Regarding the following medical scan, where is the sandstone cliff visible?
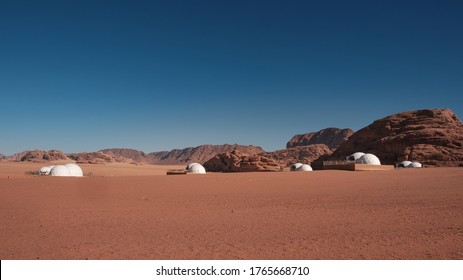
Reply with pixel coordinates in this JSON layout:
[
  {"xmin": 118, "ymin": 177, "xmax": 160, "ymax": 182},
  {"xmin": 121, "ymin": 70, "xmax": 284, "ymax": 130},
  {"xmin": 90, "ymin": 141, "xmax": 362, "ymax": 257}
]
[
  {"xmin": 286, "ymin": 128, "xmax": 353, "ymax": 149},
  {"xmin": 147, "ymin": 144, "xmax": 265, "ymax": 164},
  {"xmin": 318, "ymin": 108, "xmax": 463, "ymax": 167},
  {"xmin": 260, "ymin": 144, "xmax": 333, "ymax": 166}
]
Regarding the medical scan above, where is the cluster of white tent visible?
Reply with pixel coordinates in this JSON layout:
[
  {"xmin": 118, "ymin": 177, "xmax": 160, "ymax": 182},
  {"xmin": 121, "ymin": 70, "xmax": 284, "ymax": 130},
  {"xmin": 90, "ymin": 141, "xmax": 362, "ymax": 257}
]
[
  {"xmin": 346, "ymin": 152, "xmax": 422, "ymax": 168},
  {"xmin": 396, "ymin": 160, "xmax": 423, "ymax": 168},
  {"xmin": 38, "ymin": 163, "xmax": 84, "ymax": 177},
  {"xmin": 290, "ymin": 163, "xmax": 313, "ymax": 172},
  {"xmin": 186, "ymin": 163, "xmax": 206, "ymax": 174},
  {"xmin": 33, "ymin": 156, "xmax": 421, "ymax": 178},
  {"xmin": 346, "ymin": 152, "xmax": 381, "ymax": 165}
]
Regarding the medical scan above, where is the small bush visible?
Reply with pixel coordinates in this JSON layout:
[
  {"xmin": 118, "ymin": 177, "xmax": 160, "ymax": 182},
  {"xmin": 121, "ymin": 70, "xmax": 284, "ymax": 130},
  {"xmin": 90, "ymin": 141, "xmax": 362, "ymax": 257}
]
[{"xmin": 25, "ymin": 170, "xmax": 40, "ymax": 175}]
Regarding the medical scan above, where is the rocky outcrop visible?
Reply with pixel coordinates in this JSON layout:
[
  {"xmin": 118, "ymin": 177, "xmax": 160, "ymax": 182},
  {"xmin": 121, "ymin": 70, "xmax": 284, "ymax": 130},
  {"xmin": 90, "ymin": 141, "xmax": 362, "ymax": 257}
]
[
  {"xmin": 68, "ymin": 152, "xmax": 117, "ymax": 164},
  {"xmin": 203, "ymin": 150, "xmax": 282, "ymax": 172},
  {"xmin": 260, "ymin": 144, "xmax": 333, "ymax": 166},
  {"xmin": 18, "ymin": 150, "xmax": 69, "ymax": 162},
  {"xmin": 4, "ymin": 144, "xmax": 265, "ymax": 165},
  {"xmin": 286, "ymin": 128, "xmax": 353, "ymax": 149},
  {"xmin": 147, "ymin": 144, "xmax": 265, "ymax": 164},
  {"xmin": 99, "ymin": 148, "xmax": 147, "ymax": 162},
  {"xmin": 318, "ymin": 108, "xmax": 463, "ymax": 167}
]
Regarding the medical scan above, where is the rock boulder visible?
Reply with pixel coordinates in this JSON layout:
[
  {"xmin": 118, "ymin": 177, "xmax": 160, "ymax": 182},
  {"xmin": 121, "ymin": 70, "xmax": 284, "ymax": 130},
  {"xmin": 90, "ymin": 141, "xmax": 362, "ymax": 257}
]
[{"xmin": 203, "ymin": 150, "xmax": 282, "ymax": 172}]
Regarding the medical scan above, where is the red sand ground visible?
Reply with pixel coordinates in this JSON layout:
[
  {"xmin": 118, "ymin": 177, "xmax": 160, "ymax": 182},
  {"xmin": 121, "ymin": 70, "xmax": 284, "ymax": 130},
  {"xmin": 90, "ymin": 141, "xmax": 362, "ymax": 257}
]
[{"xmin": 0, "ymin": 162, "xmax": 462, "ymax": 259}]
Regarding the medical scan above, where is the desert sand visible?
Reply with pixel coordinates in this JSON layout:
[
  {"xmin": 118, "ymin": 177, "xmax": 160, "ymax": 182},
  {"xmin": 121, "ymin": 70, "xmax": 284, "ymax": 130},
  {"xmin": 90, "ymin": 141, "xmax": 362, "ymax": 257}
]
[
  {"xmin": 0, "ymin": 161, "xmax": 184, "ymax": 178},
  {"xmin": 0, "ymin": 162, "xmax": 462, "ymax": 259}
]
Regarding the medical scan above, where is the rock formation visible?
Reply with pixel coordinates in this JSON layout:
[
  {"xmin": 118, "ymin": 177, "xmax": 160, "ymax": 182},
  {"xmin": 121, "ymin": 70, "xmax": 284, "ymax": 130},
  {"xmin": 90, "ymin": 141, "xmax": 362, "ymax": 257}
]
[
  {"xmin": 18, "ymin": 150, "xmax": 69, "ymax": 162},
  {"xmin": 5, "ymin": 109, "xmax": 462, "ymax": 168},
  {"xmin": 286, "ymin": 128, "xmax": 354, "ymax": 149},
  {"xmin": 203, "ymin": 150, "xmax": 282, "ymax": 172},
  {"xmin": 99, "ymin": 148, "xmax": 147, "ymax": 162},
  {"xmin": 318, "ymin": 108, "xmax": 463, "ymax": 167},
  {"xmin": 68, "ymin": 152, "xmax": 118, "ymax": 164},
  {"xmin": 147, "ymin": 144, "xmax": 265, "ymax": 164},
  {"xmin": 4, "ymin": 144, "xmax": 265, "ymax": 165},
  {"xmin": 260, "ymin": 144, "xmax": 333, "ymax": 166}
]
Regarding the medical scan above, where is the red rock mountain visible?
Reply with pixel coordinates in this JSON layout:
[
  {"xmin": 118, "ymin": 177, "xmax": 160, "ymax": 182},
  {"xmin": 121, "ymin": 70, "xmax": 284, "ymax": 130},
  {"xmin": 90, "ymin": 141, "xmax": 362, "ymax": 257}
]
[
  {"xmin": 260, "ymin": 144, "xmax": 333, "ymax": 166},
  {"xmin": 7, "ymin": 109, "xmax": 462, "ymax": 167},
  {"xmin": 286, "ymin": 128, "xmax": 354, "ymax": 149},
  {"xmin": 319, "ymin": 108, "xmax": 463, "ymax": 167},
  {"xmin": 6, "ymin": 145, "xmax": 264, "ymax": 165},
  {"xmin": 99, "ymin": 148, "xmax": 147, "ymax": 162},
  {"xmin": 67, "ymin": 152, "xmax": 123, "ymax": 164},
  {"xmin": 96, "ymin": 144, "xmax": 265, "ymax": 164},
  {"xmin": 147, "ymin": 144, "xmax": 265, "ymax": 164}
]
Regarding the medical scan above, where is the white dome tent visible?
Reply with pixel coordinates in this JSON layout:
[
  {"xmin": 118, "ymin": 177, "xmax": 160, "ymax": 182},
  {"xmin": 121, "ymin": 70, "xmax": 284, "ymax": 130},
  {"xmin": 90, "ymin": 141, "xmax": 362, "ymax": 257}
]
[
  {"xmin": 346, "ymin": 152, "xmax": 365, "ymax": 161},
  {"xmin": 50, "ymin": 165, "xmax": 71, "ymax": 176},
  {"xmin": 297, "ymin": 164, "xmax": 313, "ymax": 171},
  {"xmin": 356, "ymin": 153, "xmax": 381, "ymax": 165},
  {"xmin": 49, "ymin": 163, "xmax": 84, "ymax": 177},
  {"xmin": 290, "ymin": 163, "xmax": 303, "ymax": 171},
  {"xmin": 39, "ymin": 166, "xmax": 53, "ymax": 175},
  {"xmin": 64, "ymin": 163, "xmax": 84, "ymax": 176},
  {"xmin": 397, "ymin": 160, "xmax": 412, "ymax": 168},
  {"xmin": 408, "ymin": 162, "xmax": 423, "ymax": 168},
  {"xmin": 186, "ymin": 163, "xmax": 201, "ymax": 171},
  {"xmin": 186, "ymin": 163, "xmax": 206, "ymax": 174}
]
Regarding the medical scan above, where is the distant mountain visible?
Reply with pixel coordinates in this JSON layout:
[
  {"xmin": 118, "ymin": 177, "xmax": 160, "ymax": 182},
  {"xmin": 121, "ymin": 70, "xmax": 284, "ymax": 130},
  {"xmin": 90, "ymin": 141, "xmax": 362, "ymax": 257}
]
[
  {"xmin": 68, "ymin": 152, "xmax": 127, "ymax": 164},
  {"xmin": 286, "ymin": 128, "xmax": 353, "ymax": 149},
  {"xmin": 260, "ymin": 144, "xmax": 333, "ymax": 167},
  {"xmin": 93, "ymin": 144, "xmax": 265, "ymax": 165},
  {"xmin": 4, "ymin": 144, "xmax": 264, "ymax": 165},
  {"xmin": 146, "ymin": 144, "xmax": 265, "ymax": 164},
  {"xmin": 99, "ymin": 148, "xmax": 147, "ymax": 162},
  {"xmin": 7, "ymin": 150, "xmax": 31, "ymax": 161},
  {"xmin": 10, "ymin": 150, "xmax": 69, "ymax": 162},
  {"xmin": 6, "ymin": 109, "xmax": 463, "ymax": 168},
  {"xmin": 315, "ymin": 108, "xmax": 463, "ymax": 167},
  {"xmin": 253, "ymin": 127, "xmax": 354, "ymax": 167}
]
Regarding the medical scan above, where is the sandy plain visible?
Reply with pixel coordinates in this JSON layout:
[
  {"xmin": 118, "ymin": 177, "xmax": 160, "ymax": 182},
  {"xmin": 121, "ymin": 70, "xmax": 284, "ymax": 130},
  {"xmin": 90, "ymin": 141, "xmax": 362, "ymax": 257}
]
[{"xmin": 0, "ymin": 161, "xmax": 462, "ymax": 259}]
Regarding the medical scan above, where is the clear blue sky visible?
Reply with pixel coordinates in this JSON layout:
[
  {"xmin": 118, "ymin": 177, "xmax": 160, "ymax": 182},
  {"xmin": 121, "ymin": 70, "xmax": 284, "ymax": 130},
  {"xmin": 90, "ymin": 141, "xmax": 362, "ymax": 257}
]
[{"xmin": 1, "ymin": 0, "xmax": 462, "ymax": 155}]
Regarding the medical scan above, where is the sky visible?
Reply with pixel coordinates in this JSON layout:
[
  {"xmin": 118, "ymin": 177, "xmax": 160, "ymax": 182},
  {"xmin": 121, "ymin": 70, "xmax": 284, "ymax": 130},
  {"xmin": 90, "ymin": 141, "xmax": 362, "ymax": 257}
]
[{"xmin": 1, "ymin": 0, "xmax": 462, "ymax": 155}]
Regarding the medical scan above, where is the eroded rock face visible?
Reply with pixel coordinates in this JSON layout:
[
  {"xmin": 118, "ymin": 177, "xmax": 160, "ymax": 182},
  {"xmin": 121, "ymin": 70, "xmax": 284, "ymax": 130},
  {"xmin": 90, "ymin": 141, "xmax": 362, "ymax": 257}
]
[
  {"xmin": 147, "ymin": 144, "xmax": 265, "ymax": 164},
  {"xmin": 319, "ymin": 108, "xmax": 463, "ymax": 167},
  {"xmin": 260, "ymin": 144, "xmax": 333, "ymax": 166},
  {"xmin": 203, "ymin": 150, "xmax": 282, "ymax": 172},
  {"xmin": 19, "ymin": 150, "xmax": 68, "ymax": 162},
  {"xmin": 99, "ymin": 148, "xmax": 147, "ymax": 162},
  {"xmin": 286, "ymin": 128, "xmax": 354, "ymax": 149},
  {"xmin": 67, "ymin": 152, "xmax": 116, "ymax": 164}
]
